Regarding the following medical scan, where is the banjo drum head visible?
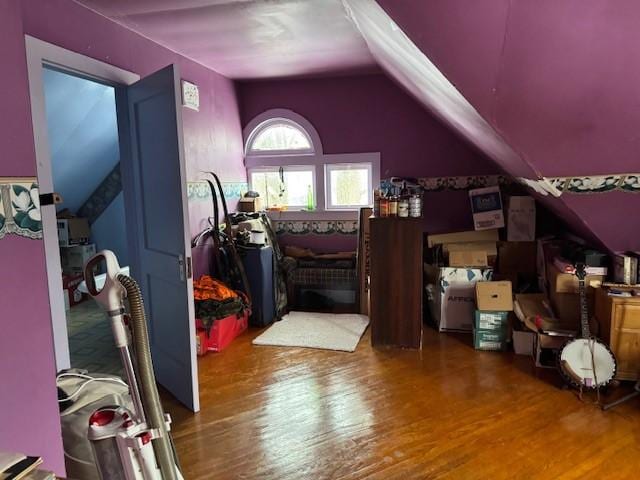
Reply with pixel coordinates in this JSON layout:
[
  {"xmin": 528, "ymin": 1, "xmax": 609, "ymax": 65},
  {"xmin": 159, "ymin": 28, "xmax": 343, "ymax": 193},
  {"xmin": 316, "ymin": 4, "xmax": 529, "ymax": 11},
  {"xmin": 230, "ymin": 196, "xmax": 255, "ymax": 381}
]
[{"xmin": 559, "ymin": 338, "xmax": 616, "ymax": 388}]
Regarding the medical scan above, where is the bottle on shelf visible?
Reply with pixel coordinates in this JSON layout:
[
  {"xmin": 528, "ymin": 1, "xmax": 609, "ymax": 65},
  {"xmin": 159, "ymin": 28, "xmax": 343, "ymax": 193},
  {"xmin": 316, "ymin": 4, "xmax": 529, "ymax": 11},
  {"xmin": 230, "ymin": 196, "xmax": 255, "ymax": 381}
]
[
  {"xmin": 373, "ymin": 189, "xmax": 381, "ymax": 217},
  {"xmin": 306, "ymin": 185, "xmax": 314, "ymax": 211},
  {"xmin": 389, "ymin": 194, "xmax": 398, "ymax": 217},
  {"xmin": 379, "ymin": 194, "xmax": 389, "ymax": 217}
]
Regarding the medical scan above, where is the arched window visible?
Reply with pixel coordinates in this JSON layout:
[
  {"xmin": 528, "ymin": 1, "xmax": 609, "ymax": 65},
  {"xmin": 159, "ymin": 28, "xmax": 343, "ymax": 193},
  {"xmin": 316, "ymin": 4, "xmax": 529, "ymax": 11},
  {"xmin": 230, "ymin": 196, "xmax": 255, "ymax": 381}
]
[
  {"xmin": 246, "ymin": 119, "xmax": 314, "ymax": 155},
  {"xmin": 244, "ymin": 109, "xmax": 322, "ymax": 157}
]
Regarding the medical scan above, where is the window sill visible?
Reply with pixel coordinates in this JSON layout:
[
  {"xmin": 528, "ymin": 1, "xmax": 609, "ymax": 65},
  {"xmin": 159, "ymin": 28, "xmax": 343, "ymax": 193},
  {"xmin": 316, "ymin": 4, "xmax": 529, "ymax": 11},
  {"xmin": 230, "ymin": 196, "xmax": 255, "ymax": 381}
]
[{"xmin": 265, "ymin": 210, "xmax": 359, "ymax": 221}]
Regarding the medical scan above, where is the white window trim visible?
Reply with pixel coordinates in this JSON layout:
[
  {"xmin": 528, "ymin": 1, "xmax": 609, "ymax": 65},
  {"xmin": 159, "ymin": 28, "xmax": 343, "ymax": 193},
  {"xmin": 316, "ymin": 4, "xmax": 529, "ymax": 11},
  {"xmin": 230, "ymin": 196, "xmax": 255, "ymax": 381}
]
[
  {"xmin": 244, "ymin": 110, "xmax": 380, "ymax": 218},
  {"xmin": 325, "ymin": 161, "xmax": 374, "ymax": 211},
  {"xmin": 246, "ymin": 117, "xmax": 315, "ymax": 157},
  {"xmin": 244, "ymin": 108, "xmax": 324, "ymax": 156},
  {"xmin": 248, "ymin": 164, "xmax": 316, "ymax": 211},
  {"xmin": 246, "ymin": 152, "xmax": 380, "ymax": 217}
]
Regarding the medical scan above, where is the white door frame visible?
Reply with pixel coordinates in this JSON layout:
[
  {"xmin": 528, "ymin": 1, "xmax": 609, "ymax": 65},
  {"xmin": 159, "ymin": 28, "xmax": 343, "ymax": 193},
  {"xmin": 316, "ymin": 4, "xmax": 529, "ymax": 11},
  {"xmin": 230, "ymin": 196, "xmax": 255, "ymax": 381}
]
[{"xmin": 25, "ymin": 35, "xmax": 140, "ymax": 370}]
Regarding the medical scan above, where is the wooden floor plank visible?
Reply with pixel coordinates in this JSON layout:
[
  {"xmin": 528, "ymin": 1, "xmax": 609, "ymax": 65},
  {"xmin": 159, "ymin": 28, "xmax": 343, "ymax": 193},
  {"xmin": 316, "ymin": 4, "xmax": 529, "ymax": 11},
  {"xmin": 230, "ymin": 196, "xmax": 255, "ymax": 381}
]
[{"xmin": 163, "ymin": 327, "xmax": 640, "ymax": 479}]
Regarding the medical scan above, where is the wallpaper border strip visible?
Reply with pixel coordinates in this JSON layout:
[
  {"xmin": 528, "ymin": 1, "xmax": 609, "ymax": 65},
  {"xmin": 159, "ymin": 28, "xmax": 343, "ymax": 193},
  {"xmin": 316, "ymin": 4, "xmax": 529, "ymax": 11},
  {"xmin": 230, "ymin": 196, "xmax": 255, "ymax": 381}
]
[
  {"xmin": 519, "ymin": 174, "xmax": 640, "ymax": 197},
  {"xmin": 275, "ymin": 220, "xmax": 359, "ymax": 236},
  {"xmin": 187, "ymin": 180, "xmax": 248, "ymax": 201},
  {"xmin": 399, "ymin": 174, "xmax": 640, "ymax": 195},
  {"xmin": 0, "ymin": 177, "xmax": 42, "ymax": 240},
  {"xmin": 416, "ymin": 175, "xmax": 511, "ymax": 191}
]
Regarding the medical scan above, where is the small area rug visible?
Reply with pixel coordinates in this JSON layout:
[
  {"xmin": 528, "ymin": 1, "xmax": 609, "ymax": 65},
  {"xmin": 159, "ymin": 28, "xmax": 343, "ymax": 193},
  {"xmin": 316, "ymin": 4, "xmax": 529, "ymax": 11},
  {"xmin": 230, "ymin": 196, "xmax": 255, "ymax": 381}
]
[{"xmin": 252, "ymin": 311, "xmax": 369, "ymax": 352}]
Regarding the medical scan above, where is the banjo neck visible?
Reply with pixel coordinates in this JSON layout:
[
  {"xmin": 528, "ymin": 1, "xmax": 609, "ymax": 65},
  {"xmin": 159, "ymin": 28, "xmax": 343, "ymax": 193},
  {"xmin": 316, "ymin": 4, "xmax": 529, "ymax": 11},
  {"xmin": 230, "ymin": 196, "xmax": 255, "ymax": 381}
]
[{"xmin": 576, "ymin": 263, "xmax": 591, "ymax": 339}]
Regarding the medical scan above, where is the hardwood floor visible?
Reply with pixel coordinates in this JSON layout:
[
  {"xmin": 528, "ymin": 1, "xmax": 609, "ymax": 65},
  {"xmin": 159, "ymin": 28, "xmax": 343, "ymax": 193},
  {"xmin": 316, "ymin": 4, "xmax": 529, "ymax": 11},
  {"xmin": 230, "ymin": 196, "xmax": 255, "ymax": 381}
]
[{"xmin": 164, "ymin": 327, "xmax": 640, "ymax": 479}]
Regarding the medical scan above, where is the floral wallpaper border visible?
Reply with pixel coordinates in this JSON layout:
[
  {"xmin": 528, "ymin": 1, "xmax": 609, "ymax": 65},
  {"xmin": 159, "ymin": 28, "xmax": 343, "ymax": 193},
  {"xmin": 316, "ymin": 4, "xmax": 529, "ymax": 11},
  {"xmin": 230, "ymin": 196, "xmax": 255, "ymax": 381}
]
[
  {"xmin": 519, "ymin": 174, "xmax": 640, "ymax": 196},
  {"xmin": 275, "ymin": 220, "xmax": 359, "ymax": 236},
  {"xmin": 187, "ymin": 180, "xmax": 248, "ymax": 201},
  {"xmin": 0, "ymin": 177, "xmax": 42, "ymax": 240},
  {"xmin": 547, "ymin": 174, "xmax": 640, "ymax": 194},
  {"xmin": 417, "ymin": 175, "xmax": 511, "ymax": 191},
  {"xmin": 78, "ymin": 163, "xmax": 122, "ymax": 223}
]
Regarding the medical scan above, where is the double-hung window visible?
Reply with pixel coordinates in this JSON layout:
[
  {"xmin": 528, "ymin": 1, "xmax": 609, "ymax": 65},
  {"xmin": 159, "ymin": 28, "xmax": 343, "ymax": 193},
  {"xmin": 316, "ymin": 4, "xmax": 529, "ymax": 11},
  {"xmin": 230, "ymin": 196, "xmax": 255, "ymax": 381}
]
[
  {"xmin": 249, "ymin": 165, "xmax": 315, "ymax": 210},
  {"xmin": 325, "ymin": 162, "xmax": 373, "ymax": 210}
]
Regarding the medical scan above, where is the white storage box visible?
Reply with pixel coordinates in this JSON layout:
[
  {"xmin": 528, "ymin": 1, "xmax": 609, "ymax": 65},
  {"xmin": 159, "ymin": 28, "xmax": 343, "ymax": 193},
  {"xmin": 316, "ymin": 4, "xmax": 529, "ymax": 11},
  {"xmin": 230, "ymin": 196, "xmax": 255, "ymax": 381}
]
[
  {"xmin": 61, "ymin": 244, "xmax": 96, "ymax": 274},
  {"xmin": 425, "ymin": 265, "xmax": 493, "ymax": 332}
]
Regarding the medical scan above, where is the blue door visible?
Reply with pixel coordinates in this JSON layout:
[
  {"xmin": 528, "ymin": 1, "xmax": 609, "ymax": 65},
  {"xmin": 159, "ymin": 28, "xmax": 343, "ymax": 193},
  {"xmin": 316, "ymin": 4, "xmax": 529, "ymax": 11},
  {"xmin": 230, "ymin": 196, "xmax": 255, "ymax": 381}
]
[{"xmin": 118, "ymin": 65, "xmax": 199, "ymax": 412}]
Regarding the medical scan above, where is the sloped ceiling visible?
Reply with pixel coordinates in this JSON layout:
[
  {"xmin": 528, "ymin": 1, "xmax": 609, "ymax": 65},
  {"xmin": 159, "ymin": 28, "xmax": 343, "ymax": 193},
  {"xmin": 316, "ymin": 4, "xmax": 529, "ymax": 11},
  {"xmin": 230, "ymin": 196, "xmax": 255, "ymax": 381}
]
[
  {"xmin": 70, "ymin": 0, "xmax": 638, "ymax": 251},
  {"xmin": 371, "ymin": 0, "xmax": 640, "ymax": 252},
  {"xmin": 73, "ymin": 0, "xmax": 376, "ymax": 79},
  {"xmin": 43, "ymin": 68, "xmax": 120, "ymax": 213}
]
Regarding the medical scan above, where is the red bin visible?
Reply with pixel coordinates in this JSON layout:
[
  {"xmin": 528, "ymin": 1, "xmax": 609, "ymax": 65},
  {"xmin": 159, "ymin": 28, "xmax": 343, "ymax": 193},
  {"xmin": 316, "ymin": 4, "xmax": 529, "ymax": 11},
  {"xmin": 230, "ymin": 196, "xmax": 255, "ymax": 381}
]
[{"xmin": 196, "ymin": 309, "xmax": 248, "ymax": 353}]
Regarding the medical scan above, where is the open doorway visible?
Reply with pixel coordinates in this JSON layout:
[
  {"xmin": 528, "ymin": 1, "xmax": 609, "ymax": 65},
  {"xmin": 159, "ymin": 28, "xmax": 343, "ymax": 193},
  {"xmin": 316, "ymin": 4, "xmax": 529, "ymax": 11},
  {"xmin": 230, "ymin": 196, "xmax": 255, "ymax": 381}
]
[
  {"xmin": 26, "ymin": 36, "xmax": 200, "ymax": 411},
  {"xmin": 42, "ymin": 67, "xmax": 127, "ymax": 376}
]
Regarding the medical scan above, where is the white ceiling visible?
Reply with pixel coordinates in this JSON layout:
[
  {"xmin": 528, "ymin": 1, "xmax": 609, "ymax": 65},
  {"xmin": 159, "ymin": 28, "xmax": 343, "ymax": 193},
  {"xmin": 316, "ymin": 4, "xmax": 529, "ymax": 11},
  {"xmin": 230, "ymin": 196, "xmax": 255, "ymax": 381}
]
[{"xmin": 75, "ymin": 0, "xmax": 377, "ymax": 79}]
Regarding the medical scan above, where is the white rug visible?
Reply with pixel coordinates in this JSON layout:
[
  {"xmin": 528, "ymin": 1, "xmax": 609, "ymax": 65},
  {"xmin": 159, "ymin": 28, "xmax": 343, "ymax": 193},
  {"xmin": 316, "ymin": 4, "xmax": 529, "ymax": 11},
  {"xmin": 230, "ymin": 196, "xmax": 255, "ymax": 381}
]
[{"xmin": 252, "ymin": 311, "xmax": 370, "ymax": 352}]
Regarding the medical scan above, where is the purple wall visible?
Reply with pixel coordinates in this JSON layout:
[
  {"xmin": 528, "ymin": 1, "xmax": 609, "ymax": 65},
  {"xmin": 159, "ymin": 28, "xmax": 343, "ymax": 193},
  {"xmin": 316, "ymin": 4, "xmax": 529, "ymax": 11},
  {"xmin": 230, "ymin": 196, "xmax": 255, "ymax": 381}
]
[
  {"xmin": 0, "ymin": 0, "xmax": 245, "ymax": 474},
  {"xmin": 377, "ymin": 0, "xmax": 640, "ymax": 251},
  {"xmin": 238, "ymin": 74, "xmax": 499, "ymax": 250},
  {"xmin": 239, "ymin": 74, "xmax": 498, "ymax": 178}
]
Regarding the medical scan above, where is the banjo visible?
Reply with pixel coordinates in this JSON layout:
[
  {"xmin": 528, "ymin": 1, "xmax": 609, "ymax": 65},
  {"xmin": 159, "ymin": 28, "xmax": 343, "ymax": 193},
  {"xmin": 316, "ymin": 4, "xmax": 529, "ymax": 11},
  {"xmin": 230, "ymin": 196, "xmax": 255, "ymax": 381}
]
[{"xmin": 558, "ymin": 263, "xmax": 617, "ymax": 389}]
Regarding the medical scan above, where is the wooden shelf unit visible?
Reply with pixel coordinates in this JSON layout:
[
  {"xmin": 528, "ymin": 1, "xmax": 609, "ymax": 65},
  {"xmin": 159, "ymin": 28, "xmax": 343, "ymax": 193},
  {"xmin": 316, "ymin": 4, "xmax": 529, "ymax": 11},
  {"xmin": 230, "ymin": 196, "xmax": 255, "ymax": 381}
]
[
  {"xmin": 368, "ymin": 216, "xmax": 423, "ymax": 349},
  {"xmin": 595, "ymin": 287, "xmax": 640, "ymax": 381}
]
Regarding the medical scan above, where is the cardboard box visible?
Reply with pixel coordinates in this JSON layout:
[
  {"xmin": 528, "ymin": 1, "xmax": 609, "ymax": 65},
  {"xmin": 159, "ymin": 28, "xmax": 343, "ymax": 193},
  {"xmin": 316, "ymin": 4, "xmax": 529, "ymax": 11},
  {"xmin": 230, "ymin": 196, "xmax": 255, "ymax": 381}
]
[
  {"xmin": 469, "ymin": 186, "xmax": 505, "ymax": 231},
  {"xmin": 444, "ymin": 241, "xmax": 497, "ymax": 256},
  {"xmin": 513, "ymin": 293, "xmax": 578, "ymax": 332},
  {"xmin": 497, "ymin": 241, "xmax": 537, "ymax": 274},
  {"xmin": 238, "ymin": 196, "xmax": 262, "ymax": 213},
  {"xmin": 549, "ymin": 290, "xmax": 594, "ymax": 328},
  {"xmin": 534, "ymin": 332, "xmax": 572, "ymax": 368},
  {"xmin": 425, "ymin": 265, "xmax": 493, "ymax": 332},
  {"xmin": 473, "ymin": 329, "xmax": 508, "ymax": 351},
  {"xmin": 427, "ymin": 229, "xmax": 499, "ymax": 248},
  {"xmin": 476, "ymin": 281, "xmax": 513, "ymax": 311},
  {"xmin": 513, "ymin": 293, "xmax": 576, "ymax": 366},
  {"xmin": 474, "ymin": 310, "xmax": 509, "ymax": 330},
  {"xmin": 512, "ymin": 327, "xmax": 535, "ymax": 355},
  {"xmin": 57, "ymin": 217, "xmax": 90, "ymax": 247},
  {"xmin": 61, "ymin": 244, "xmax": 96, "ymax": 274},
  {"xmin": 62, "ymin": 273, "xmax": 85, "ymax": 309},
  {"xmin": 506, "ymin": 196, "xmax": 536, "ymax": 241},
  {"xmin": 449, "ymin": 250, "xmax": 488, "ymax": 268},
  {"xmin": 547, "ymin": 263, "xmax": 604, "ymax": 294}
]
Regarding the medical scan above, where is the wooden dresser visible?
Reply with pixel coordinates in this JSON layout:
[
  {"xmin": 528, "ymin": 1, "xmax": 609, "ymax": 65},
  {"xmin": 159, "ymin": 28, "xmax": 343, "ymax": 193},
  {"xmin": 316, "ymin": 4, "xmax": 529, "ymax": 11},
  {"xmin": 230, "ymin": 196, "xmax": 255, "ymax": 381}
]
[
  {"xmin": 594, "ymin": 287, "xmax": 640, "ymax": 381},
  {"xmin": 369, "ymin": 217, "xmax": 423, "ymax": 349}
]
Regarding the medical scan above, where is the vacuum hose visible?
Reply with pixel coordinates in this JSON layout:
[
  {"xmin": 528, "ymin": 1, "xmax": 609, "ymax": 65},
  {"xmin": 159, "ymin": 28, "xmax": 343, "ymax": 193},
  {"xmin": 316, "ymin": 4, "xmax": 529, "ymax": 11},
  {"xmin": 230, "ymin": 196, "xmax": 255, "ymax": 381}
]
[{"xmin": 117, "ymin": 275, "xmax": 178, "ymax": 480}]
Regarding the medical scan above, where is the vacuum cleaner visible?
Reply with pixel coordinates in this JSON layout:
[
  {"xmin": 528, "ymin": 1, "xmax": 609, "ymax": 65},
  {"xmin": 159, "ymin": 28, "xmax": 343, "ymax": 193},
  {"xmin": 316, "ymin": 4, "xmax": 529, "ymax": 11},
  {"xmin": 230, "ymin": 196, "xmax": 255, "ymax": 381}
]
[{"xmin": 58, "ymin": 250, "xmax": 183, "ymax": 480}]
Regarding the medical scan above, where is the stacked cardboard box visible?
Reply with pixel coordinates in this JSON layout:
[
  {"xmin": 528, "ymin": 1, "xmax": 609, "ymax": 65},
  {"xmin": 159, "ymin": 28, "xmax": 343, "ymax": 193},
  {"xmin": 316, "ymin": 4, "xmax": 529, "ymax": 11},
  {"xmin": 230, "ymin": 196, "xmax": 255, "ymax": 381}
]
[
  {"xmin": 57, "ymin": 216, "xmax": 90, "ymax": 247},
  {"xmin": 494, "ymin": 241, "xmax": 537, "ymax": 292},
  {"xmin": 425, "ymin": 229, "xmax": 500, "ymax": 332},
  {"xmin": 425, "ymin": 264, "xmax": 493, "ymax": 332},
  {"xmin": 546, "ymin": 262, "xmax": 604, "ymax": 327},
  {"xmin": 473, "ymin": 281, "xmax": 513, "ymax": 350},
  {"xmin": 60, "ymin": 243, "xmax": 96, "ymax": 275},
  {"xmin": 514, "ymin": 293, "xmax": 577, "ymax": 368}
]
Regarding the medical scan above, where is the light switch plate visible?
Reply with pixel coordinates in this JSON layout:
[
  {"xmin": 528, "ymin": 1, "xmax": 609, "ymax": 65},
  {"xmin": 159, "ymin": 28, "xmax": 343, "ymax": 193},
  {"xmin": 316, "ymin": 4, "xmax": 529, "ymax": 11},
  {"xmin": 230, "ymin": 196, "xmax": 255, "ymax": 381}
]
[{"xmin": 181, "ymin": 80, "xmax": 199, "ymax": 111}]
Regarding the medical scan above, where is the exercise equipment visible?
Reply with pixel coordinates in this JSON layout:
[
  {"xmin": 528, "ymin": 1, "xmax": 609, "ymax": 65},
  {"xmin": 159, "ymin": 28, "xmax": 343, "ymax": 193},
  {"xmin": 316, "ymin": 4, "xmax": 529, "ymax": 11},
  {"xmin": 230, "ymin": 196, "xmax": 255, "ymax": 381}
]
[{"xmin": 81, "ymin": 250, "xmax": 183, "ymax": 479}]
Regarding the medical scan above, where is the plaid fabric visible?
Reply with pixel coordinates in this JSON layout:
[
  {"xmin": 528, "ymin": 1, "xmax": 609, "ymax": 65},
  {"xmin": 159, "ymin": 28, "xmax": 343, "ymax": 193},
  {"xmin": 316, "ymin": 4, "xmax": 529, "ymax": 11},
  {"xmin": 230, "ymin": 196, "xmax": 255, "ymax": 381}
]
[{"xmin": 292, "ymin": 267, "xmax": 357, "ymax": 289}]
